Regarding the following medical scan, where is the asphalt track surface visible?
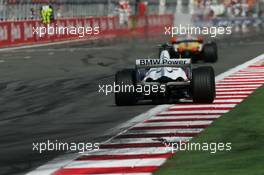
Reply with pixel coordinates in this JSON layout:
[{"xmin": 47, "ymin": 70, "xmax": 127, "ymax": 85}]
[{"xmin": 0, "ymin": 35, "xmax": 264, "ymax": 175}]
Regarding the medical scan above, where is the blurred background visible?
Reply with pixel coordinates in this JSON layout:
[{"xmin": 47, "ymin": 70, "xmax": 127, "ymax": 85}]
[
  {"xmin": 1, "ymin": 0, "xmax": 264, "ymax": 39},
  {"xmin": 0, "ymin": 0, "xmax": 263, "ymax": 21},
  {"xmin": 0, "ymin": 0, "xmax": 263, "ymax": 45}
]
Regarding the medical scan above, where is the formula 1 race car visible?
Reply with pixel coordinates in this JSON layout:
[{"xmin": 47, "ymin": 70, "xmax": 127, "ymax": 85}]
[
  {"xmin": 159, "ymin": 36, "xmax": 218, "ymax": 63},
  {"xmin": 115, "ymin": 50, "xmax": 216, "ymax": 106}
]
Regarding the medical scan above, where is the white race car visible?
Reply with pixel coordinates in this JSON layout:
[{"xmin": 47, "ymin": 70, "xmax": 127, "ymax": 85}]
[{"xmin": 115, "ymin": 50, "xmax": 215, "ymax": 105}]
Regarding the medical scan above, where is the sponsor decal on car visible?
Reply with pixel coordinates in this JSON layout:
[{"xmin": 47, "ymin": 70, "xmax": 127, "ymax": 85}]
[{"xmin": 136, "ymin": 59, "xmax": 191, "ymax": 67}]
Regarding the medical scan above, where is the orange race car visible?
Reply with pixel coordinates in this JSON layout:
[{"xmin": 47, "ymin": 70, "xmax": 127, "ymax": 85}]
[{"xmin": 159, "ymin": 36, "xmax": 218, "ymax": 63}]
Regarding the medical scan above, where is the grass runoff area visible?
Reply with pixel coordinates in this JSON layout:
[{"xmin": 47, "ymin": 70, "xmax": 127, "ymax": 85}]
[{"xmin": 155, "ymin": 86, "xmax": 264, "ymax": 175}]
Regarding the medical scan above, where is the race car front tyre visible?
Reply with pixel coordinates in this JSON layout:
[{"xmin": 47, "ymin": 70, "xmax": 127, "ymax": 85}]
[
  {"xmin": 203, "ymin": 43, "xmax": 218, "ymax": 63},
  {"xmin": 192, "ymin": 66, "xmax": 215, "ymax": 103},
  {"xmin": 115, "ymin": 69, "xmax": 137, "ymax": 106}
]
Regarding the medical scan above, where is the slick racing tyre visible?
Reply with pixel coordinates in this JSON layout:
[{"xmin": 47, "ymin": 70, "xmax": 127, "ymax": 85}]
[
  {"xmin": 191, "ymin": 66, "xmax": 215, "ymax": 103},
  {"xmin": 115, "ymin": 69, "xmax": 137, "ymax": 106},
  {"xmin": 203, "ymin": 42, "xmax": 218, "ymax": 63}
]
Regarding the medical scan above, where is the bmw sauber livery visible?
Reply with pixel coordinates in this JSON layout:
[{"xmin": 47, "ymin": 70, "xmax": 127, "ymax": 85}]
[{"xmin": 115, "ymin": 50, "xmax": 216, "ymax": 106}]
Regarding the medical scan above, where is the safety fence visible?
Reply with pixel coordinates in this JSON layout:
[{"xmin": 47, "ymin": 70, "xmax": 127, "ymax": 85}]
[
  {"xmin": 212, "ymin": 17, "xmax": 264, "ymax": 35},
  {"xmin": 0, "ymin": 0, "xmax": 176, "ymax": 21},
  {"xmin": 192, "ymin": 16, "xmax": 264, "ymax": 38},
  {"xmin": 0, "ymin": 14, "xmax": 173, "ymax": 48}
]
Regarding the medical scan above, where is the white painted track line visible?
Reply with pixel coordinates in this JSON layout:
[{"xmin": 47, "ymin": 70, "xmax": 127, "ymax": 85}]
[
  {"xmin": 216, "ymin": 91, "xmax": 253, "ymax": 95},
  {"xmin": 152, "ymin": 116, "xmax": 221, "ymax": 119},
  {"xmin": 127, "ymin": 128, "xmax": 204, "ymax": 134},
  {"xmin": 215, "ymin": 84, "xmax": 262, "ymax": 88},
  {"xmin": 213, "ymin": 99, "xmax": 244, "ymax": 103},
  {"xmin": 216, "ymin": 87, "xmax": 257, "ymax": 91},
  {"xmin": 135, "ymin": 121, "xmax": 214, "ymax": 127},
  {"xmin": 170, "ymin": 104, "xmax": 236, "ymax": 108},
  {"xmin": 64, "ymin": 158, "xmax": 167, "ymax": 168},
  {"xmin": 159, "ymin": 110, "xmax": 230, "ymax": 114},
  {"xmin": 80, "ymin": 148, "xmax": 172, "ymax": 155},
  {"xmin": 109, "ymin": 137, "xmax": 192, "ymax": 144}
]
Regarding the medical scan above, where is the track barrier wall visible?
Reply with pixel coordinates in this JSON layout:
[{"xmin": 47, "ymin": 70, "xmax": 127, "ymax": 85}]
[{"xmin": 0, "ymin": 14, "xmax": 173, "ymax": 48}]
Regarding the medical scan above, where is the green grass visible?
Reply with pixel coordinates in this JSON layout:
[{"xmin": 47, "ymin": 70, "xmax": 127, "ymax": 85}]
[{"xmin": 155, "ymin": 86, "xmax": 264, "ymax": 175}]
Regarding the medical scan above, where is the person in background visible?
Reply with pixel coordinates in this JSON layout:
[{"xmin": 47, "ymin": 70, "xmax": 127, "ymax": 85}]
[
  {"xmin": 30, "ymin": 8, "xmax": 36, "ymax": 19},
  {"xmin": 49, "ymin": 5, "xmax": 54, "ymax": 21},
  {"xmin": 138, "ymin": 1, "xmax": 147, "ymax": 17},
  {"xmin": 118, "ymin": 0, "xmax": 131, "ymax": 26},
  {"xmin": 40, "ymin": 5, "xmax": 54, "ymax": 24},
  {"xmin": 0, "ymin": 1, "xmax": 4, "ymax": 21}
]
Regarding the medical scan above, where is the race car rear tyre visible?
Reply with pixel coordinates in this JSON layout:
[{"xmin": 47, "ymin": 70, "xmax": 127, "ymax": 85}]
[
  {"xmin": 192, "ymin": 66, "xmax": 215, "ymax": 103},
  {"xmin": 115, "ymin": 69, "xmax": 137, "ymax": 106},
  {"xmin": 203, "ymin": 43, "xmax": 218, "ymax": 63}
]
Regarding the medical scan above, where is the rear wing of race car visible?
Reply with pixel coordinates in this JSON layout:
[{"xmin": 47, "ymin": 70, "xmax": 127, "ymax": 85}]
[{"xmin": 135, "ymin": 58, "xmax": 191, "ymax": 68}]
